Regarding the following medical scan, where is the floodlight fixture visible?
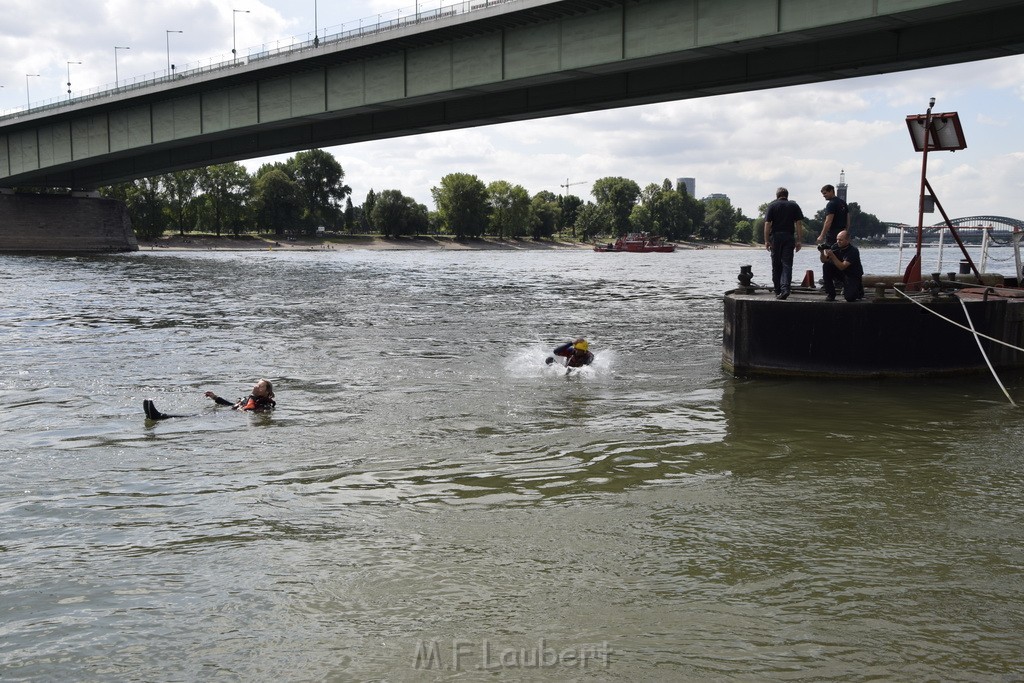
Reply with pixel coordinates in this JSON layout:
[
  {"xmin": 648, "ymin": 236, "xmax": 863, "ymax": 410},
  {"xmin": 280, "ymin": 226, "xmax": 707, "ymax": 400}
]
[
  {"xmin": 906, "ymin": 112, "xmax": 966, "ymax": 152},
  {"xmin": 903, "ymin": 99, "xmax": 977, "ymax": 288}
]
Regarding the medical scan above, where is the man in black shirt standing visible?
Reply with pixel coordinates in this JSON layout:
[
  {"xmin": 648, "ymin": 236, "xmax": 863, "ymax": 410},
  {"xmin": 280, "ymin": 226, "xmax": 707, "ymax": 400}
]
[
  {"xmin": 763, "ymin": 187, "xmax": 804, "ymax": 300},
  {"xmin": 817, "ymin": 184, "xmax": 849, "ymax": 246}
]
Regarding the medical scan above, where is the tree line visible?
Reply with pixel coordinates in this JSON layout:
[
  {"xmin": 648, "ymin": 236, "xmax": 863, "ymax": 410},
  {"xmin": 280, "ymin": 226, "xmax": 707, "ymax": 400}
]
[{"xmin": 95, "ymin": 148, "xmax": 885, "ymax": 242}]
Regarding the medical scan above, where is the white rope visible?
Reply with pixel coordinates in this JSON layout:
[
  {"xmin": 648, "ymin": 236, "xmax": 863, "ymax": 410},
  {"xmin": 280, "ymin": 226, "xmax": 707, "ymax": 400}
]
[
  {"xmin": 957, "ymin": 296, "xmax": 1017, "ymax": 406},
  {"xmin": 893, "ymin": 287, "xmax": 1024, "ymax": 354}
]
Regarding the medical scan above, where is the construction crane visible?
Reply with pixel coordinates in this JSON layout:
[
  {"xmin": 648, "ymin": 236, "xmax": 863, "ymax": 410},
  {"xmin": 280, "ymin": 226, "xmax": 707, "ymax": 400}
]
[{"xmin": 560, "ymin": 178, "xmax": 588, "ymax": 194}]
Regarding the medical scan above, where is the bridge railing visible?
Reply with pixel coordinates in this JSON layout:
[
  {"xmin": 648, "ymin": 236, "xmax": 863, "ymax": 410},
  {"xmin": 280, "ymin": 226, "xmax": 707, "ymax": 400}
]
[{"xmin": 0, "ymin": 0, "xmax": 520, "ymax": 122}]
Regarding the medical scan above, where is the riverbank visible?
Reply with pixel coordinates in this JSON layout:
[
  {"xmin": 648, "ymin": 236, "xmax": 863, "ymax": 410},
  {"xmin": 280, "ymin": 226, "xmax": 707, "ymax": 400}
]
[
  {"xmin": 139, "ymin": 234, "xmax": 589, "ymax": 251},
  {"xmin": 137, "ymin": 234, "xmax": 755, "ymax": 251}
]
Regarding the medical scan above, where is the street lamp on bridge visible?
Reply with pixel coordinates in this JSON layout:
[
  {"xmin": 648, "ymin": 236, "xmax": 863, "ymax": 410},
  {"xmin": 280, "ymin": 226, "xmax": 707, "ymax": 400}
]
[
  {"xmin": 232, "ymin": 10, "xmax": 249, "ymax": 63},
  {"xmin": 66, "ymin": 60, "xmax": 82, "ymax": 100},
  {"xmin": 114, "ymin": 46, "xmax": 130, "ymax": 86},
  {"xmin": 166, "ymin": 30, "xmax": 183, "ymax": 76},
  {"xmin": 25, "ymin": 74, "xmax": 39, "ymax": 110}
]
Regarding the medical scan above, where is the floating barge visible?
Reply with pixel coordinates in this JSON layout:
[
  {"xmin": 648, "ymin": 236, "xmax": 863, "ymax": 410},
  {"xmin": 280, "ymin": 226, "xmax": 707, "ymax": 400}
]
[
  {"xmin": 723, "ymin": 99, "xmax": 1024, "ymax": 379},
  {"xmin": 722, "ymin": 276, "xmax": 1024, "ymax": 378}
]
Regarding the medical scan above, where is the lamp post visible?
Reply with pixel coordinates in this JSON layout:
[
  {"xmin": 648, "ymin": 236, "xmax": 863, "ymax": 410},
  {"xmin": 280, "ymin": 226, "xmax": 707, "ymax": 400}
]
[
  {"xmin": 66, "ymin": 61, "xmax": 81, "ymax": 100},
  {"xmin": 314, "ymin": 0, "xmax": 318, "ymax": 45},
  {"xmin": 25, "ymin": 73, "xmax": 39, "ymax": 110},
  {"xmin": 232, "ymin": 10, "xmax": 249, "ymax": 63},
  {"xmin": 166, "ymin": 30, "xmax": 183, "ymax": 75},
  {"xmin": 114, "ymin": 46, "xmax": 130, "ymax": 86}
]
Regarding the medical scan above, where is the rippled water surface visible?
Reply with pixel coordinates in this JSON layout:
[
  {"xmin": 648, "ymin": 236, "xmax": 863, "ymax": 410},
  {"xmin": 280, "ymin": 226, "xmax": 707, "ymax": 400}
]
[{"xmin": 2, "ymin": 246, "xmax": 1023, "ymax": 681}]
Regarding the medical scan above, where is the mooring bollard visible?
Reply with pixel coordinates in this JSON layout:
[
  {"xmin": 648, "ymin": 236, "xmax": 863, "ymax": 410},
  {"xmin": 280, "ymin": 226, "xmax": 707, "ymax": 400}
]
[{"xmin": 737, "ymin": 265, "xmax": 754, "ymax": 293}]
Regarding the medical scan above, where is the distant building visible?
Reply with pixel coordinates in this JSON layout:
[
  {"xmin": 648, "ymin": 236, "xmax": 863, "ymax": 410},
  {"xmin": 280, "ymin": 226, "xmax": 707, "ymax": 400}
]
[
  {"xmin": 837, "ymin": 169, "xmax": 848, "ymax": 202},
  {"xmin": 703, "ymin": 193, "xmax": 730, "ymax": 203},
  {"xmin": 676, "ymin": 177, "xmax": 696, "ymax": 197}
]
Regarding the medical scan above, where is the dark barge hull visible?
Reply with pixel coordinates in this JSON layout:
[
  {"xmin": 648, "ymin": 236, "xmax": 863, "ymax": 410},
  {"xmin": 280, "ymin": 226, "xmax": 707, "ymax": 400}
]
[{"xmin": 722, "ymin": 288, "xmax": 1024, "ymax": 378}]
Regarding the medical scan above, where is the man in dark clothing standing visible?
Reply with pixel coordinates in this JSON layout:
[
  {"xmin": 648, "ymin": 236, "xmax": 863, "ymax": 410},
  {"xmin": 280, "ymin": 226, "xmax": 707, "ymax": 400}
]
[
  {"xmin": 763, "ymin": 187, "xmax": 804, "ymax": 300},
  {"xmin": 820, "ymin": 230, "xmax": 864, "ymax": 301},
  {"xmin": 817, "ymin": 184, "xmax": 849, "ymax": 246}
]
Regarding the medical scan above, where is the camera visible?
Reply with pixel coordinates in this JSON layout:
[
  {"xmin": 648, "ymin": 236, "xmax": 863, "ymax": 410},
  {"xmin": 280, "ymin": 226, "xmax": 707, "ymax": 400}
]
[{"xmin": 817, "ymin": 243, "xmax": 831, "ymax": 252}]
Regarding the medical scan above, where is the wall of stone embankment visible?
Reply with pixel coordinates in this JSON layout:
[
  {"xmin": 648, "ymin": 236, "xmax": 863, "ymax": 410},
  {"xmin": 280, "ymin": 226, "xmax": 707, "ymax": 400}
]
[{"xmin": 0, "ymin": 193, "xmax": 138, "ymax": 252}]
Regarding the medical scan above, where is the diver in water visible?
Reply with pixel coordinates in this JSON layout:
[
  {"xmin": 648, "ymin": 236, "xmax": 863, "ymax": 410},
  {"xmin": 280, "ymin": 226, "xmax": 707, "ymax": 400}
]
[
  {"xmin": 547, "ymin": 338, "xmax": 594, "ymax": 368},
  {"xmin": 143, "ymin": 378, "xmax": 276, "ymax": 420}
]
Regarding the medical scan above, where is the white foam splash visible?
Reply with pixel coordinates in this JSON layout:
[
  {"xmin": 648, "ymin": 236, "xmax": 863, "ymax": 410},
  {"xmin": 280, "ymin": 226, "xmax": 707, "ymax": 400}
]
[{"xmin": 505, "ymin": 343, "xmax": 615, "ymax": 378}]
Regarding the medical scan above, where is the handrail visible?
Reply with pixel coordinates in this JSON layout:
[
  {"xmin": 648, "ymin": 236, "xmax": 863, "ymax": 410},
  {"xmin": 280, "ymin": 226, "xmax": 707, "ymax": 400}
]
[{"xmin": 0, "ymin": 0, "xmax": 520, "ymax": 121}]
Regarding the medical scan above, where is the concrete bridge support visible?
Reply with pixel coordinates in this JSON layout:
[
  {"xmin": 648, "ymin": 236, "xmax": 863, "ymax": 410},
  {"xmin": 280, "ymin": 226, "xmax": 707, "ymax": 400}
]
[{"xmin": 0, "ymin": 192, "xmax": 137, "ymax": 253}]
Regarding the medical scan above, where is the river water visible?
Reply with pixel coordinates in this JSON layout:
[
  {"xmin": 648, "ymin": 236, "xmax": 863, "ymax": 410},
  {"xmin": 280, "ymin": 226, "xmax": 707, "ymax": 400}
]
[{"xmin": 2, "ymin": 245, "xmax": 1023, "ymax": 682}]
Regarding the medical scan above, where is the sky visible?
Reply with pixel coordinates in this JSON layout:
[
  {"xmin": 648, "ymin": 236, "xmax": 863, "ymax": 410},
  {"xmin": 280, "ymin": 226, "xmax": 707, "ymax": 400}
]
[{"xmin": 1, "ymin": 0, "xmax": 1023, "ymax": 225}]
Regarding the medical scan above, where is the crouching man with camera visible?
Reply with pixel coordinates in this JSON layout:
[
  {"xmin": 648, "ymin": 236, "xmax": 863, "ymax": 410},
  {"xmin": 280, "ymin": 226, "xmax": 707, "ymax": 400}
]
[{"xmin": 820, "ymin": 230, "xmax": 864, "ymax": 302}]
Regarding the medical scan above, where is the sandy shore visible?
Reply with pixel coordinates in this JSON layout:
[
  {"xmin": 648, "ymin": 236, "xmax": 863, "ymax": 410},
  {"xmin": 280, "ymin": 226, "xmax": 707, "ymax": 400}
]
[
  {"xmin": 140, "ymin": 234, "xmax": 589, "ymax": 252},
  {"xmin": 138, "ymin": 234, "xmax": 756, "ymax": 252}
]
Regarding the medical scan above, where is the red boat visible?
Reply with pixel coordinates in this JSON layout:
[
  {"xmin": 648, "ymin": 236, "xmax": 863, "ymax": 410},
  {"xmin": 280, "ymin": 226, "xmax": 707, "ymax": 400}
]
[{"xmin": 594, "ymin": 233, "xmax": 676, "ymax": 253}]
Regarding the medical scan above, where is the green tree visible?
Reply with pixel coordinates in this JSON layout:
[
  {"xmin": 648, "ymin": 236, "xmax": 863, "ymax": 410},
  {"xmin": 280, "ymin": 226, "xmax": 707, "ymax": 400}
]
[
  {"xmin": 371, "ymin": 189, "xmax": 427, "ymax": 237},
  {"xmin": 254, "ymin": 161, "xmax": 290, "ymax": 181},
  {"xmin": 701, "ymin": 197, "xmax": 741, "ymax": 241},
  {"xmin": 408, "ymin": 199, "xmax": 429, "ymax": 235},
  {"xmin": 591, "ymin": 177, "xmax": 640, "ymax": 236},
  {"xmin": 659, "ymin": 190, "xmax": 692, "ymax": 239},
  {"xmin": 431, "ymin": 173, "xmax": 489, "ymax": 239},
  {"xmin": 755, "ymin": 201, "xmax": 771, "ymax": 244},
  {"xmin": 361, "ymin": 189, "xmax": 377, "ymax": 233},
  {"xmin": 344, "ymin": 197, "xmax": 355, "ymax": 234},
  {"xmin": 679, "ymin": 183, "xmax": 705, "ymax": 239},
  {"xmin": 558, "ymin": 194, "xmax": 584, "ymax": 238},
  {"xmin": 733, "ymin": 220, "xmax": 754, "ymax": 243},
  {"xmin": 849, "ymin": 202, "xmax": 884, "ymax": 238},
  {"xmin": 252, "ymin": 168, "xmax": 301, "ymax": 236},
  {"xmin": 161, "ymin": 170, "xmax": 201, "ymax": 235},
  {"xmin": 629, "ymin": 203, "xmax": 654, "ymax": 234},
  {"xmin": 639, "ymin": 180, "xmax": 695, "ymax": 240},
  {"xmin": 573, "ymin": 202, "xmax": 614, "ymax": 241},
  {"xmin": 486, "ymin": 180, "xmax": 531, "ymax": 238},
  {"xmin": 118, "ymin": 177, "xmax": 167, "ymax": 240},
  {"xmin": 287, "ymin": 149, "xmax": 351, "ymax": 234},
  {"xmin": 530, "ymin": 190, "xmax": 561, "ymax": 240},
  {"xmin": 196, "ymin": 163, "xmax": 251, "ymax": 236}
]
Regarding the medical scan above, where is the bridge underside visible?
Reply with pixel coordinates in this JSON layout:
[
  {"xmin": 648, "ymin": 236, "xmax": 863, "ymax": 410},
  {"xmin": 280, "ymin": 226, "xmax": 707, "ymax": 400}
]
[{"xmin": 2, "ymin": 0, "xmax": 1023, "ymax": 189}]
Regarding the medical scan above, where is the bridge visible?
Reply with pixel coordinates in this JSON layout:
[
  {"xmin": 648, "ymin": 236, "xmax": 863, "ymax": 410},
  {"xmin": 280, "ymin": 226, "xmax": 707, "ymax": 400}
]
[
  {"xmin": 885, "ymin": 216, "xmax": 1024, "ymax": 232},
  {"xmin": 1, "ymin": 0, "xmax": 1023, "ymax": 250},
  {"xmin": 885, "ymin": 216, "xmax": 1024, "ymax": 242}
]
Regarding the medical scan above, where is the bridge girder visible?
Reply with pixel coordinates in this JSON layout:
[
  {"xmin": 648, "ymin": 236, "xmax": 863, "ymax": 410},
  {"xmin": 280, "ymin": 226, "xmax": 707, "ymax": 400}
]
[{"xmin": 2, "ymin": 0, "xmax": 1024, "ymax": 189}]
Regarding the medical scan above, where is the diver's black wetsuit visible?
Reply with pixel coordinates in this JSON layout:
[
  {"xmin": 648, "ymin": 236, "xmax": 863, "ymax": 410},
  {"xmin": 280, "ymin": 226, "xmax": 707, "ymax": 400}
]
[
  {"xmin": 552, "ymin": 342, "xmax": 594, "ymax": 368},
  {"xmin": 143, "ymin": 399, "xmax": 180, "ymax": 420},
  {"xmin": 143, "ymin": 394, "xmax": 275, "ymax": 420},
  {"xmin": 207, "ymin": 394, "xmax": 276, "ymax": 411}
]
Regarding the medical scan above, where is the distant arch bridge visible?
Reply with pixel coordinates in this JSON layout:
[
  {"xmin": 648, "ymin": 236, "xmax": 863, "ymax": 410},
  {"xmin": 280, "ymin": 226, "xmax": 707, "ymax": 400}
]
[
  {"xmin": 885, "ymin": 217, "xmax": 1024, "ymax": 245},
  {"xmin": 886, "ymin": 216, "xmax": 1024, "ymax": 232}
]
